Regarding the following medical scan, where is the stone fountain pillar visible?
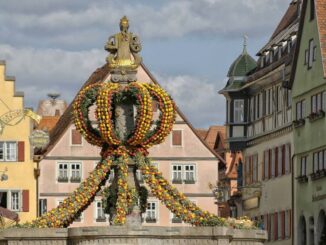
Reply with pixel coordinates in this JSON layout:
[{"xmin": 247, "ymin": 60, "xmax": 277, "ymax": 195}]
[{"xmin": 105, "ymin": 16, "xmax": 143, "ymax": 226}]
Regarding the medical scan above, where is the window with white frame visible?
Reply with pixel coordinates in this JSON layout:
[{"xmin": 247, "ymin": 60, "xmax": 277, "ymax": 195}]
[
  {"xmin": 172, "ymin": 165, "xmax": 182, "ymax": 182},
  {"xmin": 266, "ymin": 89, "xmax": 270, "ymax": 115},
  {"xmin": 57, "ymin": 162, "xmax": 82, "ymax": 182},
  {"xmin": 313, "ymin": 152, "xmax": 319, "ymax": 173},
  {"xmin": 311, "ymin": 92, "xmax": 324, "ymax": 114},
  {"xmin": 250, "ymin": 97, "xmax": 254, "ymax": 121},
  {"xmin": 184, "ymin": 165, "xmax": 195, "ymax": 182},
  {"xmin": 300, "ymin": 156, "xmax": 307, "ymax": 177},
  {"xmin": 70, "ymin": 163, "xmax": 81, "ymax": 181},
  {"xmin": 11, "ymin": 191, "xmax": 20, "ymax": 211},
  {"xmin": 0, "ymin": 191, "xmax": 21, "ymax": 211},
  {"xmin": 172, "ymin": 164, "xmax": 196, "ymax": 183},
  {"xmin": 58, "ymin": 163, "xmax": 68, "ymax": 180},
  {"xmin": 95, "ymin": 200, "xmax": 106, "ymax": 221},
  {"xmin": 296, "ymin": 100, "xmax": 305, "ymax": 120},
  {"xmin": 0, "ymin": 142, "xmax": 17, "ymax": 162},
  {"xmin": 313, "ymin": 149, "xmax": 326, "ymax": 174},
  {"xmin": 234, "ymin": 99, "xmax": 244, "ymax": 123},
  {"xmin": 259, "ymin": 93, "xmax": 263, "ymax": 118},
  {"xmin": 145, "ymin": 201, "xmax": 157, "ymax": 222}
]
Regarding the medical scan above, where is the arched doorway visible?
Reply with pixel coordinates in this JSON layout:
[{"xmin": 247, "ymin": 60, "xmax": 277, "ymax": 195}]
[
  {"xmin": 298, "ymin": 215, "xmax": 307, "ymax": 245},
  {"xmin": 317, "ymin": 210, "xmax": 326, "ymax": 245}
]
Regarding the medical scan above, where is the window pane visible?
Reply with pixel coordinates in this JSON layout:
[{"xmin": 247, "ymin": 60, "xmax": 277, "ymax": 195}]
[
  {"xmin": 318, "ymin": 151, "xmax": 323, "ymax": 171},
  {"xmin": 312, "ymin": 95, "xmax": 317, "ymax": 113},
  {"xmin": 6, "ymin": 142, "xmax": 17, "ymax": 161},
  {"xmin": 323, "ymin": 92, "xmax": 326, "ymax": 111},
  {"xmin": 0, "ymin": 142, "xmax": 3, "ymax": 160},
  {"xmin": 317, "ymin": 93, "xmax": 322, "ymax": 111},
  {"xmin": 324, "ymin": 150, "xmax": 326, "ymax": 170},
  {"xmin": 234, "ymin": 100, "xmax": 244, "ymax": 123},
  {"xmin": 314, "ymin": 153, "xmax": 318, "ymax": 173},
  {"xmin": 301, "ymin": 157, "xmax": 306, "ymax": 176},
  {"xmin": 11, "ymin": 191, "xmax": 19, "ymax": 211}
]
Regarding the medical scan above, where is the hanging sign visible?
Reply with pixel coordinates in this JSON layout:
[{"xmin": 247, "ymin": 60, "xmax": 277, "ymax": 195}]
[{"xmin": 30, "ymin": 130, "xmax": 50, "ymax": 148}]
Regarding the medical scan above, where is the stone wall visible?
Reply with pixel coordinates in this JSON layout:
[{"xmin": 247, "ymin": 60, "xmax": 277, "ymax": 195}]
[{"xmin": 0, "ymin": 226, "xmax": 267, "ymax": 245}]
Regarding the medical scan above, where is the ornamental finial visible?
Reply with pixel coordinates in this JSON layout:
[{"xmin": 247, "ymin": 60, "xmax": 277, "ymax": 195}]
[{"xmin": 243, "ymin": 34, "xmax": 248, "ymax": 54}]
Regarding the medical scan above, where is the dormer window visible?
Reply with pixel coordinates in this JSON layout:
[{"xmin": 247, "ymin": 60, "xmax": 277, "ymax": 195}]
[{"xmin": 234, "ymin": 99, "xmax": 244, "ymax": 123}]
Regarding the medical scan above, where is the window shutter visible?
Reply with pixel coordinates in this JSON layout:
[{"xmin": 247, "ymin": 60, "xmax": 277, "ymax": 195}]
[
  {"xmin": 18, "ymin": 141, "xmax": 25, "ymax": 162},
  {"xmin": 71, "ymin": 129, "xmax": 82, "ymax": 145},
  {"xmin": 262, "ymin": 152, "xmax": 265, "ymax": 181},
  {"xmin": 274, "ymin": 212, "xmax": 278, "ymax": 241},
  {"xmin": 269, "ymin": 149, "xmax": 272, "ymax": 179},
  {"xmin": 275, "ymin": 147, "xmax": 278, "ymax": 177},
  {"xmin": 281, "ymin": 211, "xmax": 285, "ymax": 240},
  {"xmin": 172, "ymin": 130, "xmax": 182, "ymax": 146},
  {"xmin": 288, "ymin": 144, "xmax": 292, "ymax": 173},
  {"xmin": 282, "ymin": 145, "xmax": 286, "ymax": 175},
  {"xmin": 22, "ymin": 190, "xmax": 29, "ymax": 212}
]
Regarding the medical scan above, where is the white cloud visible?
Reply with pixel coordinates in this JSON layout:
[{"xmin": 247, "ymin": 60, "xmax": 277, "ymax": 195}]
[
  {"xmin": 0, "ymin": 0, "xmax": 290, "ymax": 48},
  {"xmin": 0, "ymin": 44, "xmax": 106, "ymax": 108},
  {"xmin": 155, "ymin": 73, "xmax": 226, "ymax": 127},
  {"xmin": 0, "ymin": 43, "xmax": 226, "ymax": 127}
]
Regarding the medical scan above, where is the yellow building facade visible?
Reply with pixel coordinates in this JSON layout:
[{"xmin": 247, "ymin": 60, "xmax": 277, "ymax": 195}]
[{"xmin": 0, "ymin": 60, "xmax": 37, "ymax": 223}]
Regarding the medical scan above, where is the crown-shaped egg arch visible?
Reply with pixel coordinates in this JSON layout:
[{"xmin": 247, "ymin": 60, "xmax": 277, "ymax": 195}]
[{"xmin": 31, "ymin": 79, "xmax": 231, "ymax": 228}]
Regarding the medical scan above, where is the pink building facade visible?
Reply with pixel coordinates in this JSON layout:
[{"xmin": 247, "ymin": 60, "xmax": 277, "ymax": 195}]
[{"xmin": 36, "ymin": 64, "xmax": 223, "ymax": 227}]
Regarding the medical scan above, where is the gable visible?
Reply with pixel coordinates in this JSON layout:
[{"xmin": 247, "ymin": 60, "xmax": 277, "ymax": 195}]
[
  {"xmin": 291, "ymin": 0, "xmax": 326, "ymax": 97},
  {"xmin": 43, "ymin": 63, "xmax": 224, "ymax": 162}
]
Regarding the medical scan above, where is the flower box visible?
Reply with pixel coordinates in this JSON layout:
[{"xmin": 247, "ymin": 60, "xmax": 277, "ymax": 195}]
[
  {"xmin": 184, "ymin": 179, "xmax": 195, "ymax": 184},
  {"xmin": 311, "ymin": 170, "xmax": 326, "ymax": 181},
  {"xmin": 70, "ymin": 177, "xmax": 81, "ymax": 183},
  {"xmin": 296, "ymin": 175, "xmax": 308, "ymax": 184},
  {"xmin": 172, "ymin": 179, "xmax": 182, "ymax": 184},
  {"xmin": 57, "ymin": 176, "xmax": 69, "ymax": 183},
  {"xmin": 308, "ymin": 110, "xmax": 325, "ymax": 122},
  {"xmin": 145, "ymin": 218, "xmax": 156, "ymax": 223},
  {"xmin": 293, "ymin": 118, "xmax": 305, "ymax": 128}
]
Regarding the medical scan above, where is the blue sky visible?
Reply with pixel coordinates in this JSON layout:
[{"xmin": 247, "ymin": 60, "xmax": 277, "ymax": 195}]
[{"xmin": 0, "ymin": 0, "xmax": 291, "ymax": 128}]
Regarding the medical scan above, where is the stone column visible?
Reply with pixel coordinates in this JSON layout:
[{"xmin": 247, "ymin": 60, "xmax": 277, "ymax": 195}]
[{"xmin": 113, "ymin": 82, "xmax": 142, "ymax": 226}]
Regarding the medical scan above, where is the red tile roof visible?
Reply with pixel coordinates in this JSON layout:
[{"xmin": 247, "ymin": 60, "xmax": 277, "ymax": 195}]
[
  {"xmin": 316, "ymin": 0, "xmax": 326, "ymax": 76},
  {"xmin": 36, "ymin": 116, "xmax": 60, "ymax": 132}
]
